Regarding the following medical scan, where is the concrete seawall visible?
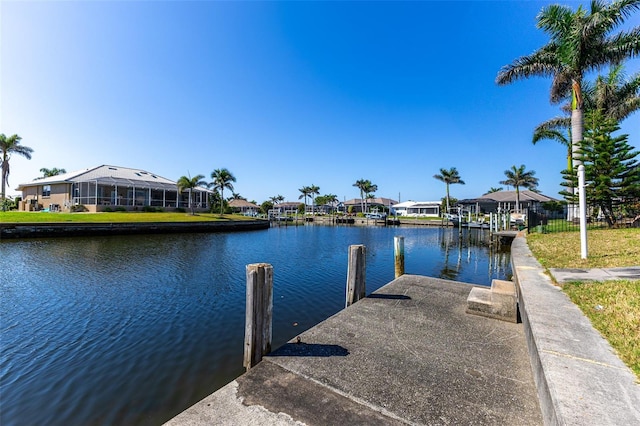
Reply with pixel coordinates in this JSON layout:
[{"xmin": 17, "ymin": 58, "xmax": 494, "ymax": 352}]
[
  {"xmin": 0, "ymin": 219, "xmax": 269, "ymax": 239},
  {"xmin": 511, "ymin": 234, "xmax": 640, "ymax": 425}
]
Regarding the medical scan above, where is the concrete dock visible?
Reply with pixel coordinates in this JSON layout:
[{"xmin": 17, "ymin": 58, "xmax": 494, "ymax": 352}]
[
  {"xmin": 166, "ymin": 234, "xmax": 640, "ymax": 425},
  {"xmin": 166, "ymin": 275, "xmax": 542, "ymax": 425}
]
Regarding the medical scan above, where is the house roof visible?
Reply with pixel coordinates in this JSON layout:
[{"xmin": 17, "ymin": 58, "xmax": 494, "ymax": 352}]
[
  {"xmin": 17, "ymin": 165, "xmax": 210, "ymax": 192},
  {"xmin": 344, "ymin": 197, "xmax": 399, "ymax": 206},
  {"xmin": 228, "ymin": 199, "xmax": 259, "ymax": 209},
  {"xmin": 460, "ymin": 190, "xmax": 557, "ymax": 204}
]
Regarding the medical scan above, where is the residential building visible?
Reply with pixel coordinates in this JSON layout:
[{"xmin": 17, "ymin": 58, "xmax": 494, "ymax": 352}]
[{"xmin": 17, "ymin": 165, "xmax": 210, "ymax": 212}]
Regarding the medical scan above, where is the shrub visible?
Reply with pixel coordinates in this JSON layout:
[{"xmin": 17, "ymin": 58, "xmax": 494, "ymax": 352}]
[
  {"xmin": 103, "ymin": 207, "xmax": 113, "ymax": 212},
  {"xmin": 115, "ymin": 206, "xmax": 127, "ymax": 212},
  {"xmin": 142, "ymin": 205, "xmax": 156, "ymax": 212},
  {"xmin": 175, "ymin": 207, "xmax": 186, "ymax": 213},
  {"xmin": 71, "ymin": 204, "xmax": 88, "ymax": 212}
]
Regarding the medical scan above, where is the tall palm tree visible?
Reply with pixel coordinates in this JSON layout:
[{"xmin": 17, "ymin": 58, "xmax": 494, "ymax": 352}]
[
  {"xmin": 433, "ymin": 167, "xmax": 465, "ymax": 213},
  {"xmin": 298, "ymin": 186, "xmax": 311, "ymax": 214},
  {"xmin": 0, "ymin": 134, "xmax": 34, "ymax": 201},
  {"xmin": 497, "ymin": 0, "xmax": 640, "ymax": 170},
  {"xmin": 500, "ymin": 165, "xmax": 539, "ymax": 213},
  {"xmin": 362, "ymin": 181, "xmax": 378, "ymax": 213},
  {"xmin": 177, "ymin": 174, "xmax": 207, "ymax": 215},
  {"xmin": 308, "ymin": 184, "xmax": 320, "ymax": 216},
  {"xmin": 39, "ymin": 167, "xmax": 67, "ymax": 178},
  {"xmin": 353, "ymin": 179, "xmax": 368, "ymax": 213},
  {"xmin": 324, "ymin": 193, "xmax": 338, "ymax": 215},
  {"xmin": 211, "ymin": 168, "xmax": 236, "ymax": 214}
]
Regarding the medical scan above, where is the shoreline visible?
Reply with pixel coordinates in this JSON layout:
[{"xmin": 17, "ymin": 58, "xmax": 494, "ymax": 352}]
[{"xmin": 0, "ymin": 219, "xmax": 270, "ymax": 239}]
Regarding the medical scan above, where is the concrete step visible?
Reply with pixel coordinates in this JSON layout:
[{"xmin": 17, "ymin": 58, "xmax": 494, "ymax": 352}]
[{"xmin": 466, "ymin": 280, "xmax": 518, "ymax": 323}]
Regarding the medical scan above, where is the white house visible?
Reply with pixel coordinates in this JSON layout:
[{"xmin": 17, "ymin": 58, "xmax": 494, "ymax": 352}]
[{"xmin": 392, "ymin": 201, "xmax": 442, "ymax": 217}]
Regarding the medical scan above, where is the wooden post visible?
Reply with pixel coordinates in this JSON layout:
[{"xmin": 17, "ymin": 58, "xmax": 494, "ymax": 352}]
[
  {"xmin": 345, "ymin": 245, "xmax": 366, "ymax": 308},
  {"xmin": 244, "ymin": 263, "xmax": 273, "ymax": 371},
  {"xmin": 394, "ymin": 236, "xmax": 405, "ymax": 278}
]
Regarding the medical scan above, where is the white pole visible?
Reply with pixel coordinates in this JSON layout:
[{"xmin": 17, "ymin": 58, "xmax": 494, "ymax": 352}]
[{"xmin": 578, "ymin": 165, "xmax": 588, "ymax": 259}]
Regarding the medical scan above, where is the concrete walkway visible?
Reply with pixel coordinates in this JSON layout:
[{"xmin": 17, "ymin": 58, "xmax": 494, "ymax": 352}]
[
  {"xmin": 549, "ymin": 266, "xmax": 640, "ymax": 283},
  {"xmin": 166, "ymin": 276, "xmax": 542, "ymax": 425}
]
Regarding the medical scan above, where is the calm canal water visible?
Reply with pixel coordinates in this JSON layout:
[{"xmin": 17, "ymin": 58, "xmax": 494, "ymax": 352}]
[{"xmin": 1, "ymin": 225, "xmax": 510, "ymax": 425}]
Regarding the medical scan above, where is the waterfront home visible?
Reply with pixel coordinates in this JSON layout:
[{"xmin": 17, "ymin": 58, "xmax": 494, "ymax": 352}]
[
  {"xmin": 458, "ymin": 190, "xmax": 558, "ymax": 214},
  {"xmin": 341, "ymin": 197, "xmax": 398, "ymax": 214},
  {"xmin": 228, "ymin": 199, "xmax": 260, "ymax": 216},
  {"xmin": 16, "ymin": 165, "xmax": 211, "ymax": 212},
  {"xmin": 392, "ymin": 201, "xmax": 442, "ymax": 217}
]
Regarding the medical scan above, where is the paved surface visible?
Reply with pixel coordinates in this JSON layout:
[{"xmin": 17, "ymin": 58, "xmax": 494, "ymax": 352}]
[
  {"xmin": 166, "ymin": 275, "xmax": 542, "ymax": 425},
  {"xmin": 512, "ymin": 238, "xmax": 640, "ymax": 426},
  {"xmin": 549, "ymin": 266, "xmax": 640, "ymax": 283}
]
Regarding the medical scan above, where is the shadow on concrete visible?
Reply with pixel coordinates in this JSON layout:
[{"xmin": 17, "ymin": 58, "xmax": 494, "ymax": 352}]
[
  {"xmin": 367, "ymin": 294, "xmax": 411, "ymax": 300},
  {"xmin": 269, "ymin": 343, "xmax": 349, "ymax": 357}
]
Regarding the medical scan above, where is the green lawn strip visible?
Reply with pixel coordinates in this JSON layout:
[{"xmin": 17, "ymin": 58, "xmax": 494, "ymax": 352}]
[
  {"xmin": 527, "ymin": 228, "xmax": 640, "ymax": 269},
  {"xmin": 562, "ymin": 280, "xmax": 640, "ymax": 379},
  {"xmin": 0, "ymin": 211, "xmax": 258, "ymax": 223}
]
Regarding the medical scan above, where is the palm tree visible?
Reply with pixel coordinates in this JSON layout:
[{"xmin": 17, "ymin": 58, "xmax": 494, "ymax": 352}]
[
  {"xmin": 269, "ymin": 195, "xmax": 284, "ymax": 205},
  {"xmin": 211, "ymin": 168, "xmax": 236, "ymax": 214},
  {"xmin": 497, "ymin": 0, "xmax": 640, "ymax": 171},
  {"xmin": 177, "ymin": 174, "xmax": 207, "ymax": 215},
  {"xmin": 298, "ymin": 186, "xmax": 311, "ymax": 214},
  {"xmin": 353, "ymin": 179, "xmax": 368, "ymax": 213},
  {"xmin": 362, "ymin": 181, "xmax": 378, "ymax": 213},
  {"xmin": 433, "ymin": 167, "xmax": 465, "ymax": 213},
  {"xmin": 485, "ymin": 187, "xmax": 503, "ymax": 194},
  {"xmin": 1, "ymin": 134, "xmax": 34, "ymax": 202},
  {"xmin": 308, "ymin": 184, "xmax": 320, "ymax": 216},
  {"xmin": 324, "ymin": 193, "xmax": 338, "ymax": 215},
  {"xmin": 500, "ymin": 165, "xmax": 539, "ymax": 213},
  {"xmin": 39, "ymin": 167, "xmax": 67, "ymax": 178}
]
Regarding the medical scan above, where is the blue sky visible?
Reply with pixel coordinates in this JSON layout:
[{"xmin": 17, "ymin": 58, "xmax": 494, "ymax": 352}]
[{"xmin": 2, "ymin": 1, "xmax": 638, "ymax": 204}]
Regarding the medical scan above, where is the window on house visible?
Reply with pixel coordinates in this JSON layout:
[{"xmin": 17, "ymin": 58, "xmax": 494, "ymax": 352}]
[{"xmin": 42, "ymin": 185, "xmax": 51, "ymax": 197}]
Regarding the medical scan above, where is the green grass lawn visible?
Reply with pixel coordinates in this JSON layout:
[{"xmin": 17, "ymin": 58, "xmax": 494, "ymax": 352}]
[
  {"xmin": 0, "ymin": 211, "xmax": 258, "ymax": 223},
  {"xmin": 527, "ymin": 228, "xmax": 640, "ymax": 379}
]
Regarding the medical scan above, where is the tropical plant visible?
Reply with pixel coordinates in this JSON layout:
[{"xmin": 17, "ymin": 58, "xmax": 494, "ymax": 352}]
[
  {"xmin": 353, "ymin": 179, "xmax": 377, "ymax": 213},
  {"xmin": 363, "ymin": 182, "xmax": 378, "ymax": 213},
  {"xmin": 561, "ymin": 111, "xmax": 640, "ymax": 227},
  {"xmin": 0, "ymin": 133, "xmax": 34, "ymax": 202},
  {"xmin": 323, "ymin": 193, "xmax": 339, "ymax": 215},
  {"xmin": 497, "ymin": 0, "xmax": 640, "ymax": 173},
  {"xmin": 485, "ymin": 187, "xmax": 503, "ymax": 194},
  {"xmin": 298, "ymin": 186, "xmax": 311, "ymax": 214},
  {"xmin": 210, "ymin": 168, "xmax": 236, "ymax": 214},
  {"xmin": 177, "ymin": 174, "xmax": 207, "ymax": 215},
  {"xmin": 353, "ymin": 179, "xmax": 368, "ymax": 213},
  {"xmin": 433, "ymin": 167, "xmax": 465, "ymax": 212},
  {"xmin": 500, "ymin": 165, "xmax": 539, "ymax": 213},
  {"xmin": 39, "ymin": 167, "xmax": 67, "ymax": 178},
  {"xmin": 260, "ymin": 200, "xmax": 273, "ymax": 215},
  {"xmin": 308, "ymin": 184, "xmax": 320, "ymax": 216},
  {"xmin": 269, "ymin": 195, "xmax": 284, "ymax": 206}
]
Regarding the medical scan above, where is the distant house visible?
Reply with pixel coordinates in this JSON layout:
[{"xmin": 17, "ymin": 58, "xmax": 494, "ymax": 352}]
[
  {"xmin": 228, "ymin": 199, "xmax": 260, "ymax": 215},
  {"xmin": 16, "ymin": 165, "xmax": 210, "ymax": 212},
  {"xmin": 459, "ymin": 190, "xmax": 558, "ymax": 214},
  {"xmin": 342, "ymin": 197, "xmax": 398, "ymax": 214},
  {"xmin": 392, "ymin": 201, "xmax": 442, "ymax": 217}
]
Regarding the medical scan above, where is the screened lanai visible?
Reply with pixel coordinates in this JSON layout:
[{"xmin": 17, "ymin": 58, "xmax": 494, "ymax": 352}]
[{"xmin": 17, "ymin": 165, "xmax": 210, "ymax": 212}]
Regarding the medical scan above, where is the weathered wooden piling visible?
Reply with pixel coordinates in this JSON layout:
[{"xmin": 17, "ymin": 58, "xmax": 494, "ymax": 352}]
[
  {"xmin": 345, "ymin": 245, "xmax": 366, "ymax": 307},
  {"xmin": 244, "ymin": 263, "xmax": 273, "ymax": 371},
  {"xmin": 394, "ymin": 236, "xmax": 405, "ymax": 278}
]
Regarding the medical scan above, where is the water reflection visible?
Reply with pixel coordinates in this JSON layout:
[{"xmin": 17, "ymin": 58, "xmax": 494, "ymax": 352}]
[{"xmin": 0, "ymin": 226, "xmax": 511, "ymax": 426}]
